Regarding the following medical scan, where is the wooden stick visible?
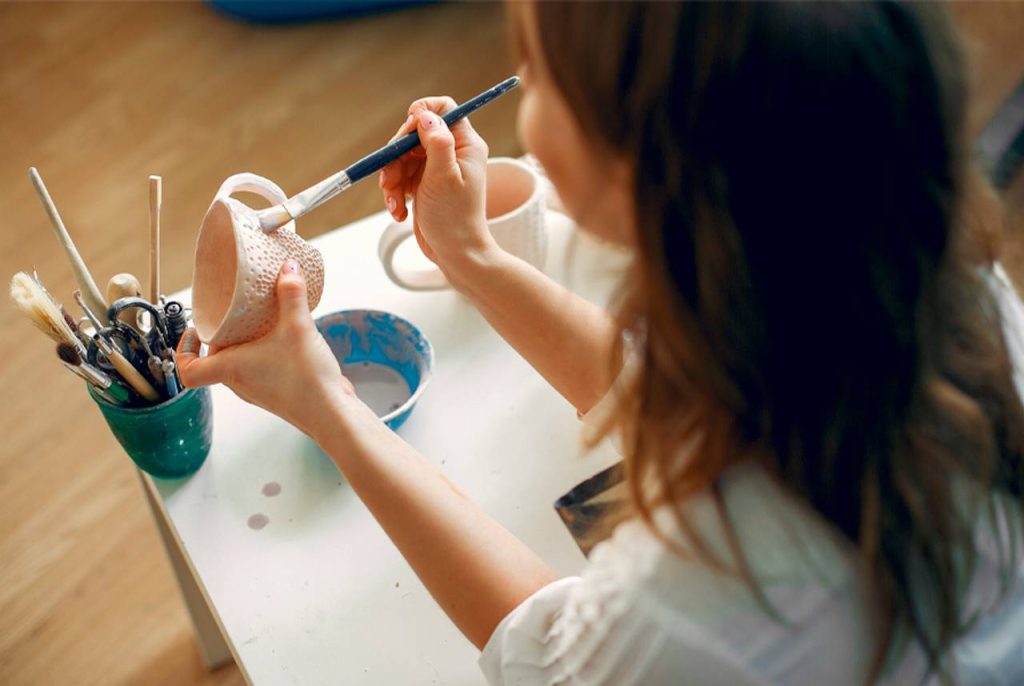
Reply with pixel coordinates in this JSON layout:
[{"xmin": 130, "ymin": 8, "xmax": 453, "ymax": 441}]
[
  {"xmin": 149, "ymin": 175, "xmax": 162, "ymax": 303},
  {"xmin": 94, "ymin": 334, "xmax": 160, "ymax": 403},
  {"xmin": 28, "ymin": 167, "xmax": 108, "ymax": 317}
]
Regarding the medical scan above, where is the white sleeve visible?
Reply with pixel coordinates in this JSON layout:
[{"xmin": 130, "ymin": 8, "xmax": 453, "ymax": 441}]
[
  {"xmin": 478, "ymin": 521, "xmax": 763, "ymax": 686},
  {"xmin": 479, "ymin": 519, "xmax": 662, "ymax": 686},
  {"xmin": 992, "ymin": 263, "xmax": 1024, "ymax": 400}
]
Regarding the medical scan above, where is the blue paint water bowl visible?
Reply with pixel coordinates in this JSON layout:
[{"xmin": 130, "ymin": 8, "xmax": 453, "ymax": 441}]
[{"xmin": 315, "ymin": 309, "xmax": 433, "ymax": 430}]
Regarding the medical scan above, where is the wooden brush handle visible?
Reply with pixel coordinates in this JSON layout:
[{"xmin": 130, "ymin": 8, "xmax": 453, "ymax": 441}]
[
  {"xmin": 149, "ymin": 176, "xmax": 162, "ymax": 303},
  {"xmin": 97, "ymin": 338, "xmax": 160, "ymax": 402},
  {"xmin": 109, "ymin": 349, "xmax": 160, "ymax": 402},
  {"xmin": 29, "ymin": 167, "xmax": 108, "ymax": 317}
]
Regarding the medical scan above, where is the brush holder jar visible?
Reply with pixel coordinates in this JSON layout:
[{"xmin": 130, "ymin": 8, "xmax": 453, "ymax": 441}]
[{"xmin": 90, "ymin": 386, "xmax": 213, "ymax": 479}]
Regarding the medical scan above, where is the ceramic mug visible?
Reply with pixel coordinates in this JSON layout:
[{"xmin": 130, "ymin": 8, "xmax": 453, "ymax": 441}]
[
  {"xmin": 191, "ymin": 173, "xmax": 325, "ymax": 348},
  {"xmin": 377, "ymin": 157, "xmax": 548, "ymax": 291}
]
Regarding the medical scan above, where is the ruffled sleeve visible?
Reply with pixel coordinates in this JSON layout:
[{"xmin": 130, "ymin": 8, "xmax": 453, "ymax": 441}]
[
  {"xmin": 992, "ymin": 263, "xmax": 1024, "ymax": 398},
  {"xmin": 478, "ymin": 520, "xmax": 663, "ymax": 685},
  {"xmin": 478, "ymin": 518, "xmax": 763, "ymax": 686},
  {"xmin": 478, "ymin": 577, "xmax": 582, "ymax": 685}
]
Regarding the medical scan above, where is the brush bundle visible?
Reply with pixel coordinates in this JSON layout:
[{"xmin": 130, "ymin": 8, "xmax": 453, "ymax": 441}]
[
  {"xmin": 10, "ymin": 168, "xmax": 189, "ymax": 408},
  {"xmin": 9, "ymin": 271, "xmax": 81, "ymax": 350}
]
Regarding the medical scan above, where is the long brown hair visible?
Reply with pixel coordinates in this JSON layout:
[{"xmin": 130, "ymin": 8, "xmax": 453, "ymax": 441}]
[{"xmin": 514, "ymin": 2, "xmax": 1024, "ymax": 682}]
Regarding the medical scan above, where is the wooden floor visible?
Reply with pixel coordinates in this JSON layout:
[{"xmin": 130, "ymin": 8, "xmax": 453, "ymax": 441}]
[{"xmin": 0, "ymin": 3, "xmax": 1022, "ymax": 685}]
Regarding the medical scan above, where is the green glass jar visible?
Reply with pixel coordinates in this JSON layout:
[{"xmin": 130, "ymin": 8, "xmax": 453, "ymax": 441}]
[{"xmin": 90, "ymin": 386, "xmax": 213, "ymax": 479}]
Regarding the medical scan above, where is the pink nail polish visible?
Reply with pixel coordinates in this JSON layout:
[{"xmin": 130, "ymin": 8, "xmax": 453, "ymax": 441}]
[
  {"xmin": 418, "ymin": 110, "xmax": 434, "ymax": 128},
  {"xmin": 387, "ymin": 196, "xmax": 397, "ymax": 214},
  {"xmin": 379, "ymin": 168, "xmax": 387, "ymax": 185},
  {"xmin": 283, "ymin": 258, "xmax": 299, "ymax": 274}
]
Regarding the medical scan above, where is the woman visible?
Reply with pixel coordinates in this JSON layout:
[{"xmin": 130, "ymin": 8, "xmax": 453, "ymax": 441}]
[{"xmin": 179, "ymin": 3, "xmax": 1024, "ymax": 683}]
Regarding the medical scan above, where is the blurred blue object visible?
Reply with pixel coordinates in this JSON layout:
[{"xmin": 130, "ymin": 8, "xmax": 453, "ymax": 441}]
[{"xmin": 208, "ymin": 0, "xmax": 435, "ymax": 25}]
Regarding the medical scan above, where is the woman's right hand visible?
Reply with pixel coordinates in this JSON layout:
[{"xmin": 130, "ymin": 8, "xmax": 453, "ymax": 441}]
[{"xmin": 378, "ymin": 97, "xmax": 496, "ymax": 289}]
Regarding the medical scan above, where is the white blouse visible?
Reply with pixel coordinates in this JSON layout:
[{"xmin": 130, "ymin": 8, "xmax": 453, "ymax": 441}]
[{"xmin": 479, "ymin": 264, "xmax": 1024, "ymax": 686}]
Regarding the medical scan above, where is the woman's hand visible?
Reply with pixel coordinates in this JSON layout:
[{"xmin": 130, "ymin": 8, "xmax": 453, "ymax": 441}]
[
  {"xmin": 378, "ymin": 97, "xmax": 497, "ymax": 290},
  {"xmin": 176, "ymin": 259, "xmax": 358, "ymax": 440}
]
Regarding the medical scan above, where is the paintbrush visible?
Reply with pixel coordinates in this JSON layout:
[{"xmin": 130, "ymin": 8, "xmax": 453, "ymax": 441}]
[
  {"xmin": 61, "ymin": 306, "xmax": 92, "ymax": 347},
  {"xmin": 91, "ymin": 334, "xmax": 161, "ymax": 403},
  {"xmin": 61, "ymin": 362, "xmax": 119, "ymax": 404},
  {"xmin": 28, "ymin": 167, "xmax": 108, "ymax": 317},
  {"xmin": 9, "ymin": 271, "xmax": 87, "ymax": 357},
  {"xmin": 73, "ymin": 289, "xmax": 106, "ymax": 332},
  {"xmin": 56, "ymin": 342, "xmax": 131, "ymax": 405},
  {"xmin": 255, "ymin": 76, "xmax": 521, "ymax": 232},
  {"xmin": 162, "ymin": 359, "xmax": 179, "ymax": 398},
  {"xmin": 72, "ymin": 289, "xmax": 160, "ymax": 402},
  {"xmin": 149, "ymin": 175, "xmax": 161, "ymax": 303},
  {"xmin": 147, "ymin": 354, "xmax": 166, "ymax": 391}
]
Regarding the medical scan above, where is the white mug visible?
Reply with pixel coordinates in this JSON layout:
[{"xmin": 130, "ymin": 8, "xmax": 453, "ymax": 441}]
[
  {"xmin": 191, "ymin": 173, "xmax": 325, "ymax": 347},
  {"xmin": 377, "ymin": 157, "xmax": 548, "ymax": 291}
]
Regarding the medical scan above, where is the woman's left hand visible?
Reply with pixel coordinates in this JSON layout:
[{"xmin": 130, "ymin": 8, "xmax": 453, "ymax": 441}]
[{"xmin": 176, "ymin": 259, "xmax": 357, "ymax": 439}]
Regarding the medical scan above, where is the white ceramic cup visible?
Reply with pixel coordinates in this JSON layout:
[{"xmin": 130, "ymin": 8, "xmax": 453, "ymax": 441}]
[
  {"xmin": 377, "ymin": 157, "xmax": 548, "ymax": 291},
  {"xmin": 192, "ymin": 173, "xmax": 325, "ymax": 347}
]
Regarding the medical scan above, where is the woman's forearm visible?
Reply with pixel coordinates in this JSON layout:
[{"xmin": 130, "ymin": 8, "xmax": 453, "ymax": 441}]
[
  {"xmin": 448, "ymin": 242, "xmax": 618, "ymax": 415},
  {"xmin": 313, "ymin": 394, "xmax": 558, "ymax": 650}
]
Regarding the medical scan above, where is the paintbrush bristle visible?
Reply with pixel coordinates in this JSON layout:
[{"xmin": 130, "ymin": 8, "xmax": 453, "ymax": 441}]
[
  {"xmin": 256, "ymin": 204, "xmax": 295, "ymax": 233},
  {"xmin": 56, "ymin": 341, "xmax": 81, "ymax": 365},
  {"xmin": 62, "ymin": 307, "xmax": 79, "ymax": 332},
  {"xmin": 9, "ymin": 271, "xmax": 78, "ymax": 346}
]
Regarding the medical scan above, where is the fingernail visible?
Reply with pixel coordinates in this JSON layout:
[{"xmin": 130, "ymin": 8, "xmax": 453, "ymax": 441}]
[
  {"xmin": 379, "ymin": 168, "xmax": 387, "ymax": 186},
  {"xmin": 181, "ymin": 326, "xmax": 200, "ymax": 355},
  {"xmin": 418, "ymin": 110, "xmax": 435, "ymax": 128},
  {"xmin": 283, "ymin": 258, "xmax": 299, "ymax": 274},
  {"xmin": 387, "ymin": 196, "xmax": 397, "ymax": 214}
]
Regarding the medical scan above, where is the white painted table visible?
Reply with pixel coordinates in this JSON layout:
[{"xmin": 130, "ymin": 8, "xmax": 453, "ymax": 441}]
[{"xmin": 141, "ymin": 208, "xmax": 626, "ymax": 685}]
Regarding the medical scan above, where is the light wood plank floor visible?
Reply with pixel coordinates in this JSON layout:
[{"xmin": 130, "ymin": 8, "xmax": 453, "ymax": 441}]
[
  {"xmin": 0, "ymin": 3, "xmax": 517, "ymax": 685},
  {"xmin": 1, "ymin": 3, "xmax": 1022, "ymax": 685}
]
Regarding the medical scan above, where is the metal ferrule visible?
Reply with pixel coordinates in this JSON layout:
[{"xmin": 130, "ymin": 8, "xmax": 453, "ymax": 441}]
[
  {"xmin": 78, "ymin": 360, "xmax": 113, "ymax": 387},
  {"xmin": 257, "ymin": 171, "xmax": 352, "ymax": 233}
]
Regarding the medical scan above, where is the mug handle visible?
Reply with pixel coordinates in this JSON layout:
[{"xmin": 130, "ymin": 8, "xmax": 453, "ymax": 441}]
[
  {"xmin": 215, "ymin": 172, "xmax": 296, "ymax": 234},
  {"xmin": 377, "ymin": 222, "xmax": 449, "ymax": 291}
]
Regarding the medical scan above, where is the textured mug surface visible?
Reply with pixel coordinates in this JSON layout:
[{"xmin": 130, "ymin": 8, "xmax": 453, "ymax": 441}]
[
  {"xmin": 315, "ymin": 309, "xmax": 433, "ymax": 430},
  {"xmin": 378, "ymin": 157, "xmax": 548, "ymax": 290},
  {"xmin": 91, "ymin": 386, "xmax": 213, "ymax": 479},
  {"xmin": 192, "ymin": 173, "xmax": 325, "ymax": 347}
]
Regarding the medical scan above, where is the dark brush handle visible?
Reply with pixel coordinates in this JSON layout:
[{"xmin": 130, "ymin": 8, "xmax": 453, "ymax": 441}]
[{"xmin": 344, "ymin": 76, "xmax": 521, "ymax": 184}]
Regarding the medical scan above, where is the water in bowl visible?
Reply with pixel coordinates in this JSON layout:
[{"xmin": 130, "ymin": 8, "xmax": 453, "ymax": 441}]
[{"xmin": 342, "ymin": 360, "xmax": 412, "ymax": 417}]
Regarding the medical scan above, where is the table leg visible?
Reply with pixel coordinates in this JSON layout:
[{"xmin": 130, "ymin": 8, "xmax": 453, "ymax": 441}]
[{"xmin": 137, "ymin": 472, "xmax": 236, "ymax": 671}]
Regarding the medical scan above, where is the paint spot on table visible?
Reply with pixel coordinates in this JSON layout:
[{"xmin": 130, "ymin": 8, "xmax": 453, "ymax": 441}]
[
  {"xmin": 248, "ymin": 513, "xmax": 269, "ymax": 530},
  {"xmin": 261, "ymin": 481, "xmax": 282, "ymax": 497}
]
